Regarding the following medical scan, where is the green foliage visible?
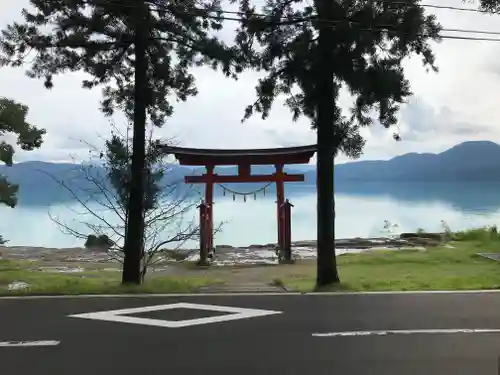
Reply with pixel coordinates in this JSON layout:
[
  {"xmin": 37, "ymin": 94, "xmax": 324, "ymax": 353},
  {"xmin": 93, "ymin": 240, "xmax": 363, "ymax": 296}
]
[
  {"xmin": 0, "ymin": 97, "xmax": 45, "ymax": 207},
  {"xmin": 105, "ymin": 129, "xmax": 164, "ymax": 211},
  {"xmin": 231, "ymin": 0, "xmax": 441, "ymax": 154},
  {"xmin": 451, "ymin": 226, "xmax": 500, "ymax": 244},
  {"xmin": 84, "ymin": 234, "xmax": 114, "ymax": 250},
  {"xmin": 0, "ymin": 0, "xmax": 245, "ymax": 125}
]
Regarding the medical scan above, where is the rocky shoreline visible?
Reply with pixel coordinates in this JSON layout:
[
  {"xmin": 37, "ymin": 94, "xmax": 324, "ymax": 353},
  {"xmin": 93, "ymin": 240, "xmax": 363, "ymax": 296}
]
[
  {"xmin": 239, "ymin": 233, "xmax": 443, "ymax": 250},
  {"xmin": 0, "ymin": 233, "xmax": 443, "ymax": 267}
]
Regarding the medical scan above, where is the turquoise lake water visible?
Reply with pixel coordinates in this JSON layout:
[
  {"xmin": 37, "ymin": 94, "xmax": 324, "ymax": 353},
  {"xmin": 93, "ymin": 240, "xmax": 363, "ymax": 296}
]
[{"xmin": 3, "ymin": 182, "xmax": 500, "ymax": 248}]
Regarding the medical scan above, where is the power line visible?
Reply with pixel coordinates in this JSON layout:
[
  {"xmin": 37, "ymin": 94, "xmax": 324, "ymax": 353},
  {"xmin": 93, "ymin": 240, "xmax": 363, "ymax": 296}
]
[
  {"xmin": 370, "ymin": 1, "xmax": 494, "ymax": 14},
  {"xmin": 151, "ymin": 1, "xmax": 500, "ymax": 41},
  {"xmin": 443, "ymin": 28, "xmax": 500, "ymax": 36},
  {"xmin": 63, "ymin": 0, "xmax": 500, "ymax": 43},
  {"xmin": 409, "ymin": 3, "xmax": 493, "ymax": 14},
  {"xmin": 440, "ymin": 34, "xmax": 500, "ymax": 41},
  {"xmin": 98, "ymin": 0, "xmax": 499, "ymax": 30},
  {"xmin": 97, "ymin": 0, "xmax": 497, "ymax": 18}
]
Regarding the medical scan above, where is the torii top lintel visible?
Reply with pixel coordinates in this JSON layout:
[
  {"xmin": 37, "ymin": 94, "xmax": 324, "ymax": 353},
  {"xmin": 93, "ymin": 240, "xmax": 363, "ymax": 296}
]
[{"xmin": 160, "ymin": 144, "xmax": 317, "ymax": 166}]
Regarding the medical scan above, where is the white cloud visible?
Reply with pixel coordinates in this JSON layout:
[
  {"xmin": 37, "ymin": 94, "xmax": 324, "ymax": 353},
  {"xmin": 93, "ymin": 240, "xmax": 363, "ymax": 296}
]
[{"xmin": 2, "ymin": 0, "xmax": 500, "ymax": 164}]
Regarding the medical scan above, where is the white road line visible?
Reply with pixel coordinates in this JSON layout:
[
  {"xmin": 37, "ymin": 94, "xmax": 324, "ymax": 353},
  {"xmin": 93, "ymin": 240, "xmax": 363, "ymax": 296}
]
[
  {"xmin": 3, "ymin": 289, "xmax": 500, "ymax": 299},
  {"xmin": 312, "ymin": 328, "xmax": 500, "ymax": 337},
  {"xmin": 0, "ymin": 340, "xmax": 60, "ymax": 347}
]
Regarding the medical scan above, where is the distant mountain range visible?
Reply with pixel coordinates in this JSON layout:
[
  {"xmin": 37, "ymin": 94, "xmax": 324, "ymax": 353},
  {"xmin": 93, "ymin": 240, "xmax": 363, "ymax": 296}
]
[
  {"xmin": 332, "ymin": 141, "xmax": 500, "ymax": 182},
  {"xmin": 2, "ymin": 140, "xmax": 500, "ymax": 206}
]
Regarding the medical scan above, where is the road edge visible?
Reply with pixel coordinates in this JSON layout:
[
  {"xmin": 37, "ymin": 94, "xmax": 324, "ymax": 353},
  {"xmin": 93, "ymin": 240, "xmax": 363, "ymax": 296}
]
[{"xmin": 2, "ymin": 289, "xmax": 500, "ymax": 299}]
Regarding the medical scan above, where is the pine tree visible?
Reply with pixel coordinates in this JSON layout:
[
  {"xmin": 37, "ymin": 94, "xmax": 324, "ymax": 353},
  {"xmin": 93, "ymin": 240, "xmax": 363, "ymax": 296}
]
[
  {"xmin": 475, "ymin": 0, "xmax": 500, "ymax": 11},
  {"xmin": 0, "ymin": 98, "xmax": 45, "ymax": 208},
  {"xmin": 0, "ymin": 0, "xmax": 244, "ymax": 284},
  {"xmin": 232, "ymin": 0, "xmax": 441, "ymax": 287}
]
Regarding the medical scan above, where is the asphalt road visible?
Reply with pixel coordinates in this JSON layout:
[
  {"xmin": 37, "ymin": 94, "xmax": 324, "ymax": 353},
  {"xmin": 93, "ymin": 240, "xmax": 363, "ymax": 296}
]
[{"xmin": 2, "ymin": 292, "xmax": 500, "ymax": 375}]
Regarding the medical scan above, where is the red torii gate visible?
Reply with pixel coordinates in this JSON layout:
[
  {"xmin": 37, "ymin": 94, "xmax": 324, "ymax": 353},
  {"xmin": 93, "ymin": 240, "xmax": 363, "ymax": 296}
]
[{"xmin": 162, "ymin": 145, "xmax": 317, "ymax": 265}]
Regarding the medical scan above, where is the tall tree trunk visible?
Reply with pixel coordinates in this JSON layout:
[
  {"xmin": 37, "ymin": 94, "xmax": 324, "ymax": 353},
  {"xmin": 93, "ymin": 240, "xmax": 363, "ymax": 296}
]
[
  {"xmin": 315, "ymin": 0, "xmax": 340, "ymax": 288},
  {"xmin": 122, "ymin": 1, "xmax": 148, "ymax": 285}
]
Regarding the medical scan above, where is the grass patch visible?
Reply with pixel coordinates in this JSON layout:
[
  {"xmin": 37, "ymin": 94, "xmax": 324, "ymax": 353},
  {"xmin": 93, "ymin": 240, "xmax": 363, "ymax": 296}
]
[
  {"xmin": 0, "ymin": 260, "xmax": 222, "ymax": 296},
  {"xmin": 4, "ymin": 226, "xmax": 500, "ymax": 295},
  {"xmin": 282, "ymin": 229, "xmax": 500, "ymax": 292}
]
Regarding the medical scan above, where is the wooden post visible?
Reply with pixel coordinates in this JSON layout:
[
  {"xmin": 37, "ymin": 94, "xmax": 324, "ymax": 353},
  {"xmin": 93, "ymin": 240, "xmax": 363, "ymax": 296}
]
[
  {"xmin": 275, "ymin": 164, "xmax": 285, "ymax": 250},
  {"xmin": 282, "ymin": 199, "xmax": 294, "ymax": 262},
  {"xmin": 198, "ymin": 201, "xmax": 209, "ymax": 265},
  {"xmin": 205, "ymin": 165, "xmax": 215, "ymax": 253}
]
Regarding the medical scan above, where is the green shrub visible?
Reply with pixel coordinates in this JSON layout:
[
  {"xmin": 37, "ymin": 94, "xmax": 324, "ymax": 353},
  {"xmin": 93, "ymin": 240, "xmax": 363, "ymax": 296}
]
[
  {"xmin": 451, "ymin": 226, "xmax": 500, "ymax": 243},
  {"xmin": 84, "ymin": 234, "xmax": 114, "ymax": 250}
]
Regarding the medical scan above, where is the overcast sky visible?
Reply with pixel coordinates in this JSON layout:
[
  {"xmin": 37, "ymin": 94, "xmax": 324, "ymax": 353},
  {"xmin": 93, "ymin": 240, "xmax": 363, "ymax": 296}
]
[{"xmin": 1, "ymin": 0, "xmax": 500, "ymax": 164}]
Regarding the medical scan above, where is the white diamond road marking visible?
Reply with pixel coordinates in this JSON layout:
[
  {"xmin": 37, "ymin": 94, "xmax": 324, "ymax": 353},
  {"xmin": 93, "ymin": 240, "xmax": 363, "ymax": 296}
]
[{"xmin": 69, "ymin": 302, "xmax": 282, "ymax": 328}]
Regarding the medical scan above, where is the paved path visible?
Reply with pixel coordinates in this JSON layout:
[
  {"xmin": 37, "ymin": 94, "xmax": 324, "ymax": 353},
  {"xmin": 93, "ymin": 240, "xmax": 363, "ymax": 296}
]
[{"xmin": 2, "ymin": 292, "xmax": 500, "ymax": 374}]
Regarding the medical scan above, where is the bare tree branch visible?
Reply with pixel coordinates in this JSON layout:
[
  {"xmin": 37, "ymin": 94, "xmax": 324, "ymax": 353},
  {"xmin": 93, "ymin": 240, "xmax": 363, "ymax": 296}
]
[
  {"xmin": 40, "ymin": 168, "xmax": 125, "ymax": 239},
  {"xmin": 44, "ymin": 125, "xmax": 223, "ymax": 279}
]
